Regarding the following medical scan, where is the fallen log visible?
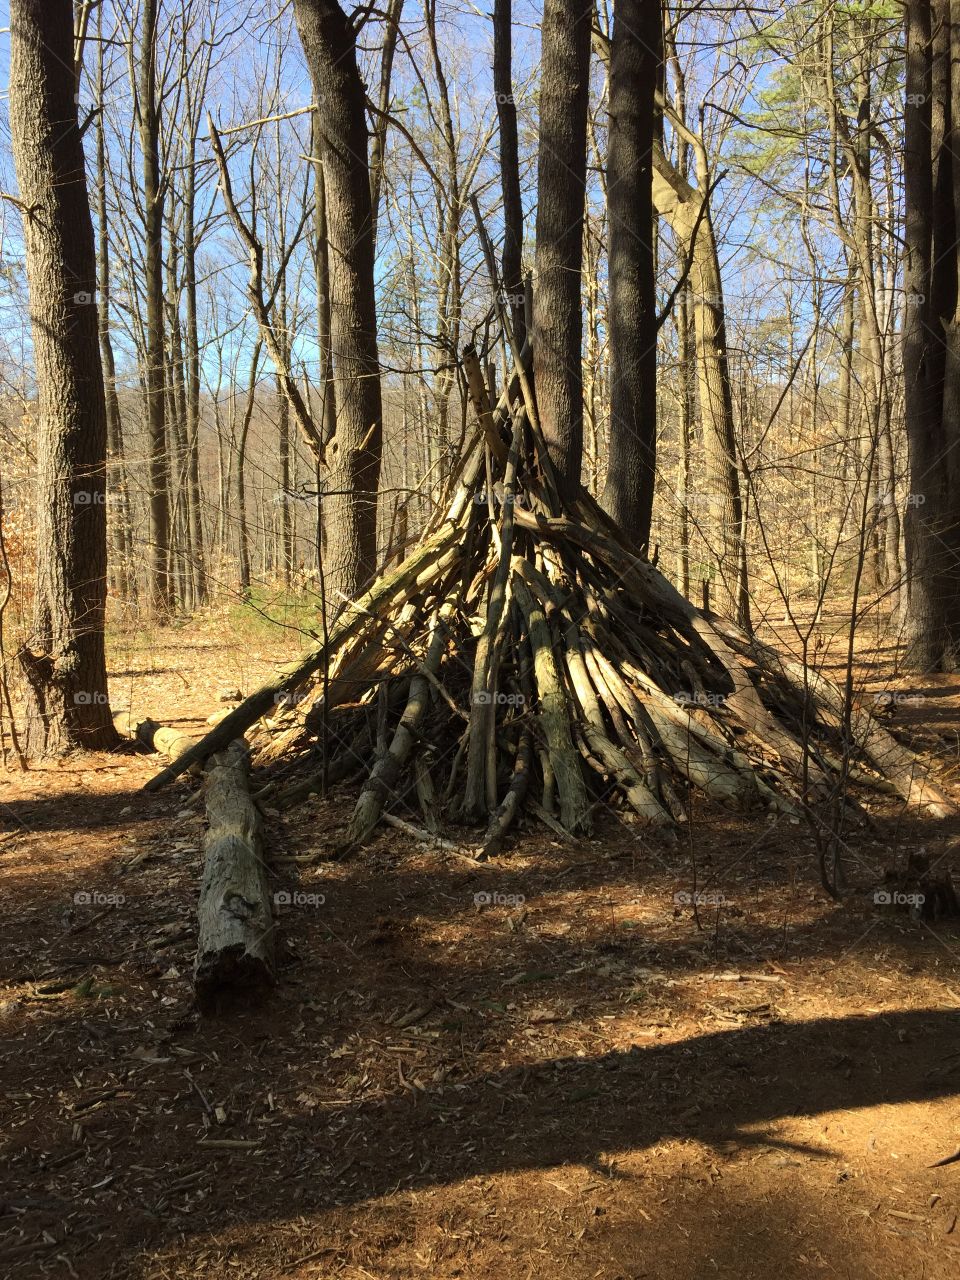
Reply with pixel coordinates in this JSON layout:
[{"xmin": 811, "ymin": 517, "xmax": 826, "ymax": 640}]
[
  {"xmin": 113, "ymin": 712, "xmax": 202, "ymax": 774},
  {"xmin": 194, "ymin": 740, "xmax": 275, "ymax": 1011}
]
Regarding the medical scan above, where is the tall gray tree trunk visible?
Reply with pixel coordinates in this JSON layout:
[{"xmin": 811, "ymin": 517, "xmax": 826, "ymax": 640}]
[
  {"xmin": 139, "ymin": 0, "xmax": 173, "ymax": 615},
  {"xmin": 182, "ymin": 155, "xmax": 207, "ymax": 606},
  {"xmin": 493, "ymin": 0, "xmax": 526, "ymax": 345},
  {"xmin": 9, "ymin": 0, "xmax": 117, "ymax": 753},
  {"xmin": 901, "ymin": 0, "xmax": 960, "ymax": 668},
  {"xmin": 600, "ymin": 0, "xmax": 660, "ymax": 546},
  {"xmin": 94, "ymin": 28, "xmax": 132, "ymax": 603},
  {"xmin": 294, "ymin": 0, "xmax": 383, "ymax": 604},
  {"xmin": 533, "ymin": 0, "xmax": 593, "ymax": 498}
]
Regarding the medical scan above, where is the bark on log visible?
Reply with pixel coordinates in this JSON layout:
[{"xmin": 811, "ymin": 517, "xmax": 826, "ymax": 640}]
[
  {"xmin": 512, "ymin": 575, "xmax": 592, "ymax": 834},
  {"xmin": 113, "ymin": 712, "xmax": 202, "ymax": 775},
  {"xmin": 194, "ymin": 741, "xmax": 275, "ymax": 1010}
]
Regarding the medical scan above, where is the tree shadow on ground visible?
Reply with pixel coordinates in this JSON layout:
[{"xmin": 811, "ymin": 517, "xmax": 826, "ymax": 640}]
[{"xmin": 2, "ymin": 1007, "xmax": 959, "ymax": 1277}]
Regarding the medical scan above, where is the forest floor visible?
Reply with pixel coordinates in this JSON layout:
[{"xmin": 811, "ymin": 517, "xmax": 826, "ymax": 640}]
[{"xmin": 3, "ymin": 594, "xmax": 960, "ymax": 1279}]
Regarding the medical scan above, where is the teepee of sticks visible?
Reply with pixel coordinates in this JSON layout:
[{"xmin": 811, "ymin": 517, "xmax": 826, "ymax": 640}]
[{"xmin": 143, "ymin": 331, "xmax": 953, "ymax": 859}]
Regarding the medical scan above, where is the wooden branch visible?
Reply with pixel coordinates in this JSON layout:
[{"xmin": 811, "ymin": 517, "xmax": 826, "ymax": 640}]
[
  {"xmin": 463, "ymin": 344, "xmax": 508, "ymax": 465},
  {"xmin": 142, "ymin": 523, "xmax": 462, "ymax": 791},
  {"xmin": 342, "ymin": 610, "xmax": 449, "ymax": 848},
  {"xmin": 208, "ymin": 115, "xmax": 324, "ymax": 464},
  {"xmin": 113, "ymin": 712, "xmax": 203, "ymax": 775},
  {"xmin": 461, "ymin": 416, "xmax": 521, "ymax": 821},
  {"xmin": 512, "ymin": 575, "xmax": 591, "ymax": 835}
]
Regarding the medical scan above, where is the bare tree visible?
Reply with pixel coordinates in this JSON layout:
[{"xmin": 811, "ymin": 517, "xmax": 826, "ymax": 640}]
[
  {"xmin": 493, "ymin": 0, "xmax": 526, "ymax": 345},
  {"xmin": 9, "ymin": 0, "xmax": 116, "ymax": 753},
  {"xmin": 135, "ymin": 0, "xmax": 173, "ymax": 614},
  {"xmin": 533, "ymin": 0, "xmax": 593, "ymax": 497},
  {"xmin": 901, "ymin": 0, "xmax": 960, "ymax": 669},
  {"xmin": 600, "ymin": 0, "xmax": 661, "ymax": 545},
  {"xmin": 294, "ymin": 0, "xmax": 383, "ymax": 601}
]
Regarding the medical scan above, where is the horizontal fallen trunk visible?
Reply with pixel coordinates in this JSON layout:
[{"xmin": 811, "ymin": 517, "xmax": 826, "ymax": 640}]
[
  {"xmin": 114, "ymin": 712, "xmax": 202, "ymax": 774},
  {"xmin": 194, "ymin": 741, "xmax": 275, "ymax": 1011}
]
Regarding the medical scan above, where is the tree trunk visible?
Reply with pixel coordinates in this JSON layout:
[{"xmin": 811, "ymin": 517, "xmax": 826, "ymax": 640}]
[
  {"xmin": 533, "ymin": 0, "xmax": 593, "ymax": 498},
  {"xmin": 139, "ymin": 0, "xmax": 173, "ymax": 615},
  {"xmin": 277, "ymin": 372, "xmax": 293, "ymax": 586},
  {"xmin": 236, "ymin": 342, "xmax": 262, "ymax": 597},
  {"xmin": 675, "ymin": 288, "xmax": 693, "ymax": 597},
  {"xmin": 600, "ymin": 0, "xmax": 660, "ymax": 547},
  {"xmin": 594, "ymin": 28, "xmax": 748, "ymax": 621},
  {"xmin": 369, "ymin": 0, "xmax": 404, "ymax": 244},
  {"xmin": 901, "ymin": 0, "xmax": 960, "ymax": 668},
  {"xmin": 9, "ymin": 0, "xmax": 117, "ymax": 754},
  {"xmin": 166, "ymin": 231, "xmax": 193, "ymax": 611},
  {"xmin": 294, "ymin": 0, "xmax": 384, "ymax": 606},
  {"xmin": 93, "ymin": 27, "xmax": 132, "ymax": 604},
  {"xmin": 651, "ymin": 147, "xmax": 749, "ymax": 626},
  {"xmin": 493, "ymin": 0, "xmax": 525, "ymax": 346},
  {"xmin": 182, "ymin": 154, "xmax": 207, "ymax": 606}
]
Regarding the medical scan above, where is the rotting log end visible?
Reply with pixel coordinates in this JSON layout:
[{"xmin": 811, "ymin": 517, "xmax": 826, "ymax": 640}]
[{"xmin": 194, "ymin": 939, "xmax": 275, "ymax": 1014}]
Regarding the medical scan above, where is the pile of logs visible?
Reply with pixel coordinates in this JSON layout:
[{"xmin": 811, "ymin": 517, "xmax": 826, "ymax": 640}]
[{"xmin": 141, "ymin": 343, "xmax": 953, "ymax": 874}]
